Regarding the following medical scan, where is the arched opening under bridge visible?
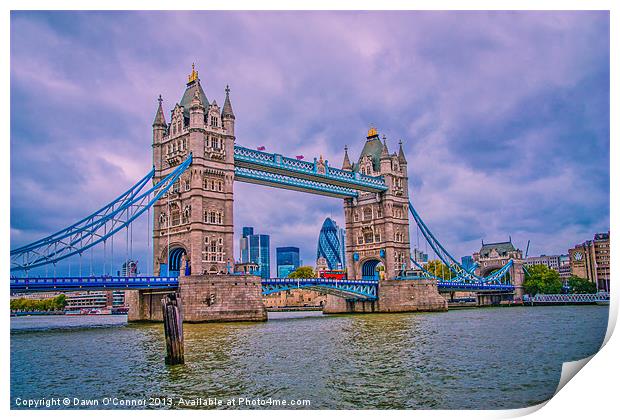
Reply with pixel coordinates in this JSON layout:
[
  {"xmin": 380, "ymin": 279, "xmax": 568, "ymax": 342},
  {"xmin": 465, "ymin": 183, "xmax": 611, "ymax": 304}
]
[
  {"xmin": 361, "ymin": 259, "xmax": 382, "ymax": 280},
  {"xmin": 162, "ymin": 246, "xmax": 187, "ymax": 277},
  {"xmin": 481, "ymin": 266, "xmax": 511, "ymax": 283}
]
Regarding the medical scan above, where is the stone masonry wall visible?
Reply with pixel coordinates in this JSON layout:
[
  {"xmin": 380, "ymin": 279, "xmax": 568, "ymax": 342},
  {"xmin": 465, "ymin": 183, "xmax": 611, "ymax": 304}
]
[
  {"xmin": 178, "ymin": 275, "xmax": 267, "ymax": 322},
  {"xmin": 323, "ymin": 278, "xmax": 447, "ymax": 314}
]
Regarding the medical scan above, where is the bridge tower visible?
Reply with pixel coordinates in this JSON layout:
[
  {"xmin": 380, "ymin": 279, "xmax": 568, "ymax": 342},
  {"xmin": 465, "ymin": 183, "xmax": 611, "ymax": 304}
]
[
  {"xmin": 473, "ymin": 239, "xmax": 525, "ymax": 299},
  {"xmin": 152, "ymin": 65, "xmax": 236, "ymax": 277},
  {"xmin": 342, "ymin": 128, "xmax": 411, "ymax": 280}
]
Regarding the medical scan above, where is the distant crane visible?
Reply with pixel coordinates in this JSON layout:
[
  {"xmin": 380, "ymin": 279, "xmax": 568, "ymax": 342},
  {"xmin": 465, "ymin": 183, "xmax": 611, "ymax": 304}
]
[
  {"xmin": 525, "ymin": 240, "xmax": 530, "ymax": 259},
  {"xmin": 523, "ymin": 240, "xmax": 531, "ymax": 277}
]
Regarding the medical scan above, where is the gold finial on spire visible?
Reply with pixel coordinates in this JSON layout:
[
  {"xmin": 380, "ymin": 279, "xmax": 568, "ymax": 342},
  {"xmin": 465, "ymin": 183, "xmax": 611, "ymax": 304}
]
[
  {"xmin": 367, "ymin": 125, "xmax": 378, "ymax": 138},
  {"xmin": 188, "ymin": 63, "xmax": 199, "ymax": 83}
]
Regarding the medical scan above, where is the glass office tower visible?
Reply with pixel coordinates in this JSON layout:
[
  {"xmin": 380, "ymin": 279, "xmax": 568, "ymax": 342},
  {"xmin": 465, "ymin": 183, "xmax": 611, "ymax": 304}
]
[
  {"xmin": 240, "ymin": 227, "xmax": 270, "ymax": 278},
  {"xmin": 276, "ymin": 247, "xmax": 301, "ymax": 278},
  {"xmin": 317, "ymin": 217, "xmax": 346, "ymax": 270}
]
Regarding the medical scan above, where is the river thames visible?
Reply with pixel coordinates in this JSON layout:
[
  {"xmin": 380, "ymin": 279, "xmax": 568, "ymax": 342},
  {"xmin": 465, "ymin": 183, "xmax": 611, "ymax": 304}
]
[{"xmin": 11, "ymin": 305, "xmax": 608, "ymax": 410}]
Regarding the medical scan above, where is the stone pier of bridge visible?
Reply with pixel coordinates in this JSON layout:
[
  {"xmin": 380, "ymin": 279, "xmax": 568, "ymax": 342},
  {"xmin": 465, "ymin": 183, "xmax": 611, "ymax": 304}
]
[
  {"xmin": 127, "ymin": 275, "xmax": 447, "ymax": 322},
  {"xmin": 323, "ymin": 278, "xmax": 447, "ymax": 314},
  {"xmin": 127, "ymin": 274, "xmax": 267, "ymax": 322}
]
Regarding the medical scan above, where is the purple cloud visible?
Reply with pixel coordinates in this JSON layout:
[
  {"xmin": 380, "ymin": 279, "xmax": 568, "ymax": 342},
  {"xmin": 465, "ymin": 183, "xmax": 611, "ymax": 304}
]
[{"xmin": 10, "ymin": 11, "xmax": 609, "ymax": 275}]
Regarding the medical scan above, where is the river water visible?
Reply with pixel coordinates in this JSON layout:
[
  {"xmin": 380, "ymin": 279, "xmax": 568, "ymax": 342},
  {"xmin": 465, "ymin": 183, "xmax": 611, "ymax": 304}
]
[{"xmin": 11, "ymin": 306, "xmax": 609, "ymax": 410}]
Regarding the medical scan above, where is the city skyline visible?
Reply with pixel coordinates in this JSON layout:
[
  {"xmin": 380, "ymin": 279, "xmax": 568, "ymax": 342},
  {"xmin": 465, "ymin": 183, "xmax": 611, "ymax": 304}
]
[{"xmin": 10, "ymin": 11, "xmax": 609, "ymax": 274}]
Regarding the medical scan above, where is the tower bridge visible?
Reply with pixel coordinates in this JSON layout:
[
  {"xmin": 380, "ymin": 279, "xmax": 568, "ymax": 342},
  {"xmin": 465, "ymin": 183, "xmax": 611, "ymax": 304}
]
[{"xmin": 10, "ymin": 65, "xmax": 524, "ymax": 321}]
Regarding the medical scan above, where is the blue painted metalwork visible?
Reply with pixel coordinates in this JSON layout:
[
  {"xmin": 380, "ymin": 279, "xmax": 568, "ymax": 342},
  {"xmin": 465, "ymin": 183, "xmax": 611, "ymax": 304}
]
[
  {"xmin": 403, "ymin": 257, "xmax": 514, "ymax": 292},
  {"xmin": 234, "ymin": 166, "xmax": 359, "ymax": 198},
  {"xmin": 233, "ymin": 145, "xmax": 387, "ymax": 194},
  {"xmin": 10, "ymin": 275, "xmax": 379, "ymax": 300},
  {"xmin": 10, "ymin": 154, "xmax": 193, "ymax": 272},
  {"xmin": 361, "ymin": 259, "xmax": 381, "ymax": 280},
  {"xmin": 167, "ymin": 247, "xmax": 187, "ymax": 277},
  {"xmin": 11, "ymin": 170, "xmax": 154, "ymax": 254},
  {"xmin": 10, "ymin": 276, "xmax": 179, "ymax": 292},
  {"xmin": 523, "ymin": 292, "xmax": 609, "ymax": 304},
  {"xmin": 407, "ymin": 200, "xmax": 514, "ymax": 284},
  {"xmin": 262, "ymin": 278, "xmax": 378, "ymax": 300}
]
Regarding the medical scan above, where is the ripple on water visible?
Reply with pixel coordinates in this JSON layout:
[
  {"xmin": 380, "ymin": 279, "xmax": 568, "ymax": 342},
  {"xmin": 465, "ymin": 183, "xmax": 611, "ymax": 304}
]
[{"xmin": 11, "ymin": 306, "xmax": 608, "ymax": 409}]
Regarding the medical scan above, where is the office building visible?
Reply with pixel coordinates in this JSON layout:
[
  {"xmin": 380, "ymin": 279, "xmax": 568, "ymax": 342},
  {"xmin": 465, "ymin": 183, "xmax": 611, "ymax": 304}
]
[
  {"xmin": 569, "ymin": 231, "xmax": 610, "ymax": 292},
  {"xmin": 239, "ymin": 226, "xmax": 270, "ymax": 278},
  {"xmin": 276, "ymin": 247, "xmax": 300, "ymax": 278},
  {"xmin": 317, "ymin": 217, "xmax": 346, "ymax": 270}
]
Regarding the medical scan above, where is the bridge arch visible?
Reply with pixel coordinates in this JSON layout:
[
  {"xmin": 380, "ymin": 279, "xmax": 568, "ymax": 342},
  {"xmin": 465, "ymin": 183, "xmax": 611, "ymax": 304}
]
[
  {"xmin": 361, "ymin": 258, "xmax": 383, "ymax": 280},
  {"xmin": 480, "ymin": 263, "xmax": 505, "ymax": 277},
  {"xmin": 160, "ymin": 244, "xmax": 187, "ymax": 276},
  {"xmin": 479, "ymin": 264, "xmax": 512, "ymax": 285},
  {"xmin": 262, "ymin": 278, "xmax": 378, "ymax": 300}
]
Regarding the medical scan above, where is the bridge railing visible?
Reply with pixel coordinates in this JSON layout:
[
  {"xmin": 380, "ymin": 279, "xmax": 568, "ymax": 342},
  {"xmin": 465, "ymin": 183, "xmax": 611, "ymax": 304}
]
[
  {"xmin": 262, "ymin": 278, "xmax": 378, "ymax": 285},
  {"xmin": 523, "ymin": 292, "xmax": 610, "ymax": 303},
  {"xmin": 10, "ymin": 276, "xmax": 179, "ymax": 291},
  {"xmin": 234, "ymin": 145, "xmax": 387, "ymax": 191}
]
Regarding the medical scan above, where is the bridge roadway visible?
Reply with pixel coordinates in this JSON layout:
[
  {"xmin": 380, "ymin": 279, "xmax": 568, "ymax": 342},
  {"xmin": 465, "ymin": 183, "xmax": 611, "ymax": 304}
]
[{"xmin": 10, "ymin": 275, "xmax": 513, "ymax": 297}]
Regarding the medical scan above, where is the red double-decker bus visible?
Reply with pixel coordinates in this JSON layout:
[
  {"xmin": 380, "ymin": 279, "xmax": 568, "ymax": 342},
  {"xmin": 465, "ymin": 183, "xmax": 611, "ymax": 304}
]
[{"xmin": 318, "ymin": 270, "xmax": 347, "ymax": 280}]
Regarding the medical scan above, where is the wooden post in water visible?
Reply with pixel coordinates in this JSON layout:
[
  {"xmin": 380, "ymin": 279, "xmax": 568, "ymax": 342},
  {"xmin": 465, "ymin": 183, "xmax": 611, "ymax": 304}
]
[{"xmin": 161, "ymin": 292, "xmax": 184, "ymax": 365}]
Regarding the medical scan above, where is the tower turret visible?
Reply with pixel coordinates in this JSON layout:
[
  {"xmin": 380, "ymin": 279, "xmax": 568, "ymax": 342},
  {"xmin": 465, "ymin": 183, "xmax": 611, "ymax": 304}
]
[
  {"xmin": 152, "ymin": 94, "xmax": 166, "ymax": 172},
  {"xmin": 342, "ymin": 145, "xmax": 352, "ymax": 171},
  {"xmin": 379, "ymin": 135, "xmax": 392, "ymax": 175},
  {"xmin": 188, "ymin": 88, "xmax": 205, "ymax": 161},
  {"xmin": 398, "ymin": 140, "xmax": 407, "ymax": 164},
  {"xmin": 222, "ymin": 85, "xmax": 235, "ymax": 136}
]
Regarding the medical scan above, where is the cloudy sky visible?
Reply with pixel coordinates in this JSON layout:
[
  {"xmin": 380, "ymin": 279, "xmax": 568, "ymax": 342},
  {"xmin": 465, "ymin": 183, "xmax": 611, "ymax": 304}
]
[{"xmin": 10, "ymin": 11, "xmax": 609, "ymax": 276}]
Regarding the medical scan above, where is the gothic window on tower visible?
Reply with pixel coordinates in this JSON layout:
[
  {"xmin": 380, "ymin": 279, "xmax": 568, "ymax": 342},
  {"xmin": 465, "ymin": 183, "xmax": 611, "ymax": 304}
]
[
  {"xmin": 357, "ymin": 235, "xmax": 364, "ymax": 245},
  {"xmin": 184, "ymin": 178, "xmax": 190, "ymax": 191},
  {"xmin": 211, "ymin": 116, "xmax": 219, "ymax": 127},
  {"xmin": 217, "ymin": 181, "xmax": 223, "ymax": 192},
  {"xmin": 159, "ymin": 213, "xmax": 167, "ymax": 228},
  {"xmin": 170, "ymin": 205, "xmax": 180, "ymax": 226},
  {"xmin": 363, "ymin": 207, "xmax": 372, "ymax": 221},
  {"xmin": 377, "ymin": 206, "xmax": 383, "ymax": 218},
  {"xmin": 172, "ymin": 179, "xmax": 180, "ymax": 194},
  {"xmin": 374, "ymin": 232, "xmax": 381, "ymax": 242},
  {"xmin": 364, "ymin": 231, "xmax": 374, "ymax": 244},
  {"xmin": 183, "ymin": 138, "xmax": 187, "ymax": 149},
  {"xmin": 354, "ymin": 212, "xmax": 360, "ymax": 222}
]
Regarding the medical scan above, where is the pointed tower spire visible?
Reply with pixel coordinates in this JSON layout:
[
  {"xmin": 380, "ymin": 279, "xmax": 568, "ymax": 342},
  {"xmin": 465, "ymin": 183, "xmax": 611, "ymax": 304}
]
[
  {"xmin": 398, "ymin": 139, "xmax": 407, "ymax": 163},
  {"xmin": 380, "ymin": 134, "xmax": 390, "ymax": 159},
  {"xmin": 153, "ymin": 94, "xmax": 166, "ymax": 127},
  {"xmin": 342, "ymin": 145, "xmax": 352, "ymax": 170},
  {"xmin": 222, "ymin": 85, "xmax": 235, "ymax": 120}
]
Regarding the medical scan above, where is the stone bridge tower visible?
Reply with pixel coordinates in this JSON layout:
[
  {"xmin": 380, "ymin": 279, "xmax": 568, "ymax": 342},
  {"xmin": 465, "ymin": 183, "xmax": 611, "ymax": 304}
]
[
  {"xmin": 342, "ymin": 128, "xmax": 411, "ymax": 280},
  {"xmin": 152, "ymin": 65, "xmax": 236, "ymax": 276},
  {"xmin": 473, "ymin": 239, "xmax": 525, "ymax": 298}
]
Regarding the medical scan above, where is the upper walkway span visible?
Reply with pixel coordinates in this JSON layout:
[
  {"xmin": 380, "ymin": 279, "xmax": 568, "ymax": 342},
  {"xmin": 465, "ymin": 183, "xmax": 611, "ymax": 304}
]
[{"xmin": 233, "ymin": 145, "xmax": 387, "ymax": 198}]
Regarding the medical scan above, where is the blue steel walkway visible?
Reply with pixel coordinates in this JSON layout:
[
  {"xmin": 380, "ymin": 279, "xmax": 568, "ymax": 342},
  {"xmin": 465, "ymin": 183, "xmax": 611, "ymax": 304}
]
[
  {"xmin": 10, "ymin": 276, "xmax": 379, "ymax": 300},
  {"xmin": 10, "ymin": 275, "xmax": 515, "ymax": 298}
]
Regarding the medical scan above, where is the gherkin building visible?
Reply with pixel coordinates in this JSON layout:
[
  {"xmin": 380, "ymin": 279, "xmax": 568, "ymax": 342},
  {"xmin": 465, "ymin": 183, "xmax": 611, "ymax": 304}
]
[{"xmin": 317, "ymin": 217, "xmax": 346, "ymax": 270}]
